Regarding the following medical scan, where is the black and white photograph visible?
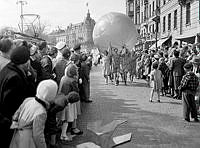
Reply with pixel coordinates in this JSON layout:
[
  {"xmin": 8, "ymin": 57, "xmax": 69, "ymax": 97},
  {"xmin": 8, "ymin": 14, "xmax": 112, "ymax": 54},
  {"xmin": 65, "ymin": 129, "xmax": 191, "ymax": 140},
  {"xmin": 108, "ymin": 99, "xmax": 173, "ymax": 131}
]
[{"xmin": 0, "ymin": 0, "xmax": 200, "ymax": 147}]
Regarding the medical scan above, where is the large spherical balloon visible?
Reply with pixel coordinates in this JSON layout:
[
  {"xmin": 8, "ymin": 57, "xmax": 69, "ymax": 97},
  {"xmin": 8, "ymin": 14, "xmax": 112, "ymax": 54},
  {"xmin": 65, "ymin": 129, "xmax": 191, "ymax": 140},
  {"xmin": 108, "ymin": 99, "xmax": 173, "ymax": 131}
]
[{"xmin": 93, "ymin": 12, "xmax": 138, "ymax": 52}]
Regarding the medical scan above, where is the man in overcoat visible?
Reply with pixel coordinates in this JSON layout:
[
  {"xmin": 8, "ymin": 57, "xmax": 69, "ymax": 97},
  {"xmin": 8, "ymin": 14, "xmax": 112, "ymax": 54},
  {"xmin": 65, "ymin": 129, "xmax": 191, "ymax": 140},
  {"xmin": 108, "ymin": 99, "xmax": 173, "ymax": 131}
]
[{"xmin": 0, "ymin": 46, "xmax": 35, "ymax": 147}]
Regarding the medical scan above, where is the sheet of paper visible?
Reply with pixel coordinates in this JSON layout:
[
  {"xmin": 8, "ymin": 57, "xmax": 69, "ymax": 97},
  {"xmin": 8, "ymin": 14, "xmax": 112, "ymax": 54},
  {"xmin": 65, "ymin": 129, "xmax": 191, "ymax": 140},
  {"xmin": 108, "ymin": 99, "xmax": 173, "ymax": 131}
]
[{"xmin": 113, "ymin": 133, "xmax": 132, "ymax": 145}]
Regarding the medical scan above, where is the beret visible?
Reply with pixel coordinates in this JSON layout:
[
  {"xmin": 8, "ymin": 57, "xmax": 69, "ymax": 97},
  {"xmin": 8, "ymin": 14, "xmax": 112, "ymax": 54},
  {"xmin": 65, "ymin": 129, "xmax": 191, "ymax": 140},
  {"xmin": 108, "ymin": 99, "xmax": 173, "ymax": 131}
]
[{"xmin": 10, "ymin": 46, "xmax": 30, "ymax": 65}]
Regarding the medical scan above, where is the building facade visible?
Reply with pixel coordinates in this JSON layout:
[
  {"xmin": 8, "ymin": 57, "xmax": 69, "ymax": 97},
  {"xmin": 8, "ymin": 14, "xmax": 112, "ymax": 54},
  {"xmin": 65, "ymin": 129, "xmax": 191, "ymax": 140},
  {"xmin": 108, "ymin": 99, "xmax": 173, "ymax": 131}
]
[
  {"xmin": 126, "ymin": 0, "xmax": 200, "ymax": 50},
  {"xmin": 50, "ymin": 10, "xmax": 95, "ymax": 51},
  {"xmin": 161, "ymin": 0, "xmax": 200, "ymax": 44},
  {"xmin": 126, "ymin": 0, "xmax": 161, "ymax": 50}
]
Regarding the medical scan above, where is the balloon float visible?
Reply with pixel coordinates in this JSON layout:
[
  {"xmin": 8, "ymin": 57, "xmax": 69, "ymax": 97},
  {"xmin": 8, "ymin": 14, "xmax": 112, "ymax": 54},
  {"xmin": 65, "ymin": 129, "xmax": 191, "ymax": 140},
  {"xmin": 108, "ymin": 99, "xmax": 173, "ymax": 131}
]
[{"xmin": 93, "ymin": 12, "xmax": 138, "ymax": 52}]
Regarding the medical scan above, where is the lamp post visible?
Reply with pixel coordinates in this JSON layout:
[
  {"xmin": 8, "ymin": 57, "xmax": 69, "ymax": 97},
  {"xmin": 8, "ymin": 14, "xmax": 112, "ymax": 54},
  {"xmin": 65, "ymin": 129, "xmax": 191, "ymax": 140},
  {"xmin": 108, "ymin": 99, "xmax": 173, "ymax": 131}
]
[{"xmin": 16, "ymin": 0, "xmax": 27, "ymax": 33}]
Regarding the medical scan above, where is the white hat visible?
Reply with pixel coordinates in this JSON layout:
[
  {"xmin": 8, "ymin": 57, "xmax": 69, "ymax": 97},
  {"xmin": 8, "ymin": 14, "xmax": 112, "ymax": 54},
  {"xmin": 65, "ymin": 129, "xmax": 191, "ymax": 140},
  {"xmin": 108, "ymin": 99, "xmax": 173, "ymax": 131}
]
[
  {"xmin": 36, "ymin": 80, "xmax": 58, "ymax": 103},
  {"xmin": 55, "ymin": 41, "xmax": 66, "ymax": 50}
]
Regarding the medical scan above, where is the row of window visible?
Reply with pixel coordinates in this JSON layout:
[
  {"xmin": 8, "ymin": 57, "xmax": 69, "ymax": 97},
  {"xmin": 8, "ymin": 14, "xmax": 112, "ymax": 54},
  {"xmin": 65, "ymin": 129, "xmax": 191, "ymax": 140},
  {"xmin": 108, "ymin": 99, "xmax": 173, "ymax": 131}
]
[{"xmin": 162, "ymin": 3, "xmax": 190, "ymax": 33}]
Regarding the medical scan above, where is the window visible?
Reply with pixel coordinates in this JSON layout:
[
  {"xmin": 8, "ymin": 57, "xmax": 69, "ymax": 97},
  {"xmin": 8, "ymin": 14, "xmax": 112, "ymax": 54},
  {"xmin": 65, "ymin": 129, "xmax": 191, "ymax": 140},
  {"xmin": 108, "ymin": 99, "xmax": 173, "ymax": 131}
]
[
  {"xmin": 163, "ymin": 0, "xmax": 166, "ymax": 5},
  {"xmin": 186, "ymin": 3, "xmax": 191, "ymax": 24},
  {"xmin": 141, "ymin": 12, "xmax": 143, "ymax": 23},
  {"xmin": 168, "ymin": 13, "xmax": 171, "ymax": 31},
  {"xmin": 153, "ymin": 24, "xmax": 155, "ymax": 33},
  {"xmin": 130, "ymin": 2, "xmax": 134, "ymax": 11},
  {"xmin": 153, "ymin": 1, "xmax": 155, "ymax": 11},
  {"xmin": 149, "ymin": 4, "xmax": 151, "ymax": 17},
  {"xmin": 174, "ymin": 9, "xmax": 177, "ymax": 29},
  {"xmin": 163, "ymin": 16, "xmax": 166, "ymax": 32}
]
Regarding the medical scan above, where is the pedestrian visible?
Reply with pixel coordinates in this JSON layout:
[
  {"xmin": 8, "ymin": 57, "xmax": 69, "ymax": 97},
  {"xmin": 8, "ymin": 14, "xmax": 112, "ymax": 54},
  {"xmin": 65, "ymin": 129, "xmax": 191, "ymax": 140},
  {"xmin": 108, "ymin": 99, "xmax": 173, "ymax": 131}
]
[
  {"xmin": 0, "ymin": 38, "xmax": 15, "ymax": 71},
  {"xmin": 54, "ymin": 46, "xmax": 71, "ymax": 85},
  {"xmin": 178, "ymin": 63, "xmax": 199, "ymax": 122},
  {"xmin": 170, "ymin": 50, "xmax": 186, "ymax": 99},
  {"xmin": 58, "ymin": 64, "xmax": 83, "ymax": 142},
  {"xmin": 9, "ymin": 79, "xmax": 58, "ymax": 148},
  {"xmin": 149, "ymin": 62, "xmax": 162, "ymax": 102},
  {"xmin": 80, "ymin": 54, "xmax": 92, "ymax": 102},
  {"xmin": 158, "ymin": 57, "xmax": 170, "ymax": 96},
  {"xmin": 45, "ymin": 92, "xmax": 80, "ymax": 148},
  {"xmin": 0, "ymin": 45, "xmax": 35, "ymax": 148}
]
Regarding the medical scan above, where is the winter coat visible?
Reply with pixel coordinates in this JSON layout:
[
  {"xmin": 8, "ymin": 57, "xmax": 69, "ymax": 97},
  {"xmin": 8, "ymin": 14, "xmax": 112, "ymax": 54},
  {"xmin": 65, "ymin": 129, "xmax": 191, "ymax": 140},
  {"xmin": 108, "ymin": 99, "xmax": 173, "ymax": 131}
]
[{"xmin": 9, "ymin": 97, "xmax": 48, "ymax": 148}]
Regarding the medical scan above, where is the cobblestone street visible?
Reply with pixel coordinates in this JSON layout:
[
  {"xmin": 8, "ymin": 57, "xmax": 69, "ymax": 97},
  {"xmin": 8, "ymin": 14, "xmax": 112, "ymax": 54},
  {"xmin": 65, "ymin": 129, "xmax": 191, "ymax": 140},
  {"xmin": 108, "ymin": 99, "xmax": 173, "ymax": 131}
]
[{"xmin": 59, "ymin": 65, "xmax": 200, "ymax": 148}]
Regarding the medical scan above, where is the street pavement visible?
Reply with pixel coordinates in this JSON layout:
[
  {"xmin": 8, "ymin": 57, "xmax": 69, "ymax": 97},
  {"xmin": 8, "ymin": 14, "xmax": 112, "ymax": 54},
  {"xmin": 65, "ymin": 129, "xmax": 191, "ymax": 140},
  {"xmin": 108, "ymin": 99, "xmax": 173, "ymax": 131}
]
[{"xmin": 60, "ymin": 65, "xmax": 200, "ymax": 148}]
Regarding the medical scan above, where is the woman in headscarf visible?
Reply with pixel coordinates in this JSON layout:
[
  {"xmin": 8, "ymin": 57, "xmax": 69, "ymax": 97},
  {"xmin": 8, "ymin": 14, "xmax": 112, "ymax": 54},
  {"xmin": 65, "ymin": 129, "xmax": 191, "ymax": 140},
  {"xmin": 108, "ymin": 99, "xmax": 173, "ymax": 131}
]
[
  {"xmin": 9, "ymin": 79, "xmax": 58, "ymax": 148},
  {"xmin": 58, "ymin": 64, "xmax": 82, "ymax": 142}
]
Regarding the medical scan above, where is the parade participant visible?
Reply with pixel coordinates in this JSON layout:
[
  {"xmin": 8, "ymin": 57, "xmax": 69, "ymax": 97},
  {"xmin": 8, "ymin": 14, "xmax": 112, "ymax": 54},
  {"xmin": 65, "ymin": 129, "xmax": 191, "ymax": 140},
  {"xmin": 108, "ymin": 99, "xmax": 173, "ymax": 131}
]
[
  {"xmin": 102, "ymin": 50, "xmax": 112, "ymax": 85},
  {"xmin": 149, "ymin": 62, "xmax": 162, "ymax": 102},
  {"xmin": 129, "ymin": 50, "xmax": 137, "ymax": 82},
  {"xmin": 9, "ymin": 80, "xmax": 58, "ymax": 148},
  {"xmin": 178, "ymin": 63, "xmax": 199, "ymax": 122},
  {"xmin": 170, "ymin": 50, "xmax": 186, "ymax": 99},
  {"xmin": 112, "ymin": 47, "xmax": 120, "ymax": 86},
  {"xmin": 120, "ymin": 46, "xmax": 131, "ymax": 85},
  {"xmin": 0, "ymin": 38, "xmax": 15, "ymax": 71},
  {"xmin": 58, "ymin": 64, "xmax": 83, "ymax": 142},
  {"xmin": 0, "ymin": 46, "xmax": 34, "ymax": 148}
]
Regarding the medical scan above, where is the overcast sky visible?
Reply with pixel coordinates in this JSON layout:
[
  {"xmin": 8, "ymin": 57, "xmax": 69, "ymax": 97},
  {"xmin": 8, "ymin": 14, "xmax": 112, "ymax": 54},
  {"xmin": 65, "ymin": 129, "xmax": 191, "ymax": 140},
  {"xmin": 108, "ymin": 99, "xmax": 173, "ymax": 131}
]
[{"xmin": 0, "ymin": 0, "xmax": 126, "ymax": 31}]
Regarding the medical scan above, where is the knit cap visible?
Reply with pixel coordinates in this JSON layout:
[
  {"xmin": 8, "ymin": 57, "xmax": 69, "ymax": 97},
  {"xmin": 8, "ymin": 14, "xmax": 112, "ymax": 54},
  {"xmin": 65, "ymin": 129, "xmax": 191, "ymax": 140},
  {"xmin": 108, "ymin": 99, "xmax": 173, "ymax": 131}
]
[
  {"xmin": 10, "ymin": 46, "xmax": 30, "ymax": 65},
  {"xmin": 36, "ymin": 79, "xmax": 58, "ymax": 103}
]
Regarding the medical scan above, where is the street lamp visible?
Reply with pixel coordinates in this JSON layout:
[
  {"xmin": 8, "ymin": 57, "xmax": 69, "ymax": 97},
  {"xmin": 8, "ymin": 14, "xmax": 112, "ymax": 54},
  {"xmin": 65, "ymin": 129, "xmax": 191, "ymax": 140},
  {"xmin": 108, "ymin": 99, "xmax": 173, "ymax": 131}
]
[{"xmin": 16, "ymin": 0, "xmax": 27, "ymax": 33}]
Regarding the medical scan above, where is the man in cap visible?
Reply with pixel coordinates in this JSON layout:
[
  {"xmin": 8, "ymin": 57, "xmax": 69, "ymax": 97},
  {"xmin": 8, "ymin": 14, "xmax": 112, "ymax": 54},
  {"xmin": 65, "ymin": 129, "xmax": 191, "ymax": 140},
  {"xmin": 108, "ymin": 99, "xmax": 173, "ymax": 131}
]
[
  {"xmin": 179, "ymin": 62, "xmax": 199, "ymax": 122},
  {"xmin": 0, "ymin": 45, "xmax": 36, "ymax": 147},
  {"xmin": 55, "ymin": 41, "xmax": 67, "ymax": 61}
]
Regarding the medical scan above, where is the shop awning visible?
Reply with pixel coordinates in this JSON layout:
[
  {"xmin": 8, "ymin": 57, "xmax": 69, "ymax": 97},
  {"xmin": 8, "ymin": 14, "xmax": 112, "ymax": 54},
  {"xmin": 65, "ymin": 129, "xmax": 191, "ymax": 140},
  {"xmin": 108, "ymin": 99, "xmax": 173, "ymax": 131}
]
[
  {"xmin": 149, "ymin": 37, "xmax": 169, "ymax": 50},
  {"xmin": 175, "ymin": 34, "xmax": 196, "ymax": 44}
]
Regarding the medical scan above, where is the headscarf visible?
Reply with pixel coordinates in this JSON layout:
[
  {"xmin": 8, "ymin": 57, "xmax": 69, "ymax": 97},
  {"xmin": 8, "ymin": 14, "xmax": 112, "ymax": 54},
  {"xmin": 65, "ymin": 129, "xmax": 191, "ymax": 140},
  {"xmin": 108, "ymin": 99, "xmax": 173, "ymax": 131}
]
[{"xmin": 36, "ymin": 79, "xmax": 58, "ymax": 105}]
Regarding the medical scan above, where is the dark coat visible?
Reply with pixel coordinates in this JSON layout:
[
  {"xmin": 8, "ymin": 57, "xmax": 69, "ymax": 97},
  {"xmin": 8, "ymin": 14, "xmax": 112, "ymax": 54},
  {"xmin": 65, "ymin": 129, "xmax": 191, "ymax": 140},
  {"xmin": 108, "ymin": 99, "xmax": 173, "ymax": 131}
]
[
  {"xmin": 0, "ymin": 62, "xmax": 36, "ymax": 147},
  {"xmin": 40, "ymin": 56, "xmax": 54, "ymax": 80},
  {"xmin": 170, "ymin": 57, "xmax": 186, "ymax": 77},
  {"xmin": 54, "ymin": 58, "xmax": 70, "ymax": 85},
  {"xmin": 80, "ymin": 61, "xmax": 90, "ymax": 101}
]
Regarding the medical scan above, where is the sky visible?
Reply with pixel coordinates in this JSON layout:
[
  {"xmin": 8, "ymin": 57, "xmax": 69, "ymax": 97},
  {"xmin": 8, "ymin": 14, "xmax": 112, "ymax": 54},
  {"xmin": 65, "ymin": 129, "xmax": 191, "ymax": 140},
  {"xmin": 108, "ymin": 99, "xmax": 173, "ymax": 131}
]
[{"xmin": 0, "ymin": 0, "xmax": 126, "ymax": 32}]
